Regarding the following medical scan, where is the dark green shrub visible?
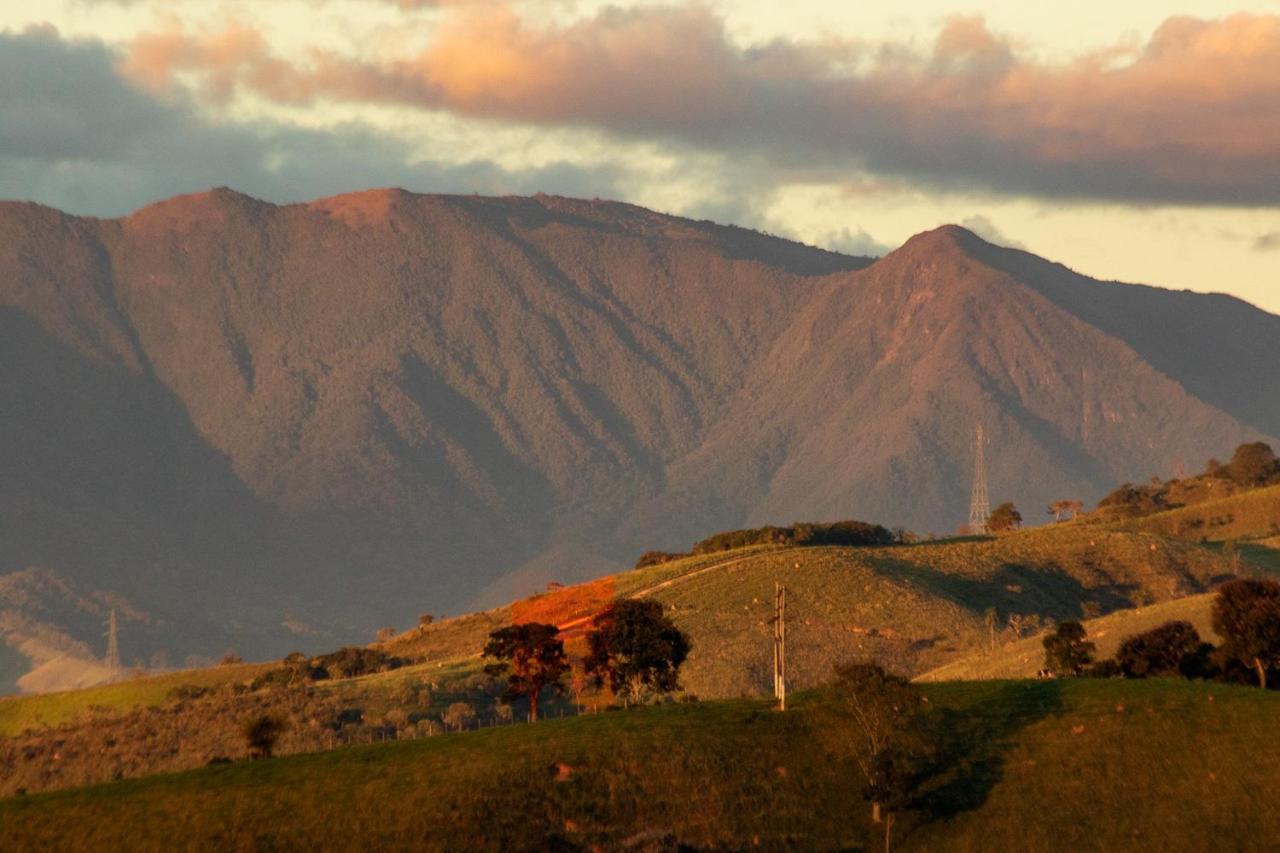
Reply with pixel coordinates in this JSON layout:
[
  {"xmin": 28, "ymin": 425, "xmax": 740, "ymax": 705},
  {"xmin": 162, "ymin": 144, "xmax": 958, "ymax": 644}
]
[
  {"xmin": 633, "ymin": 550, "xmax": 686, "ymax": 569},
  {"xmin": 1115, "ymin": 621, "xmax": 1204, "ymax": 678}
]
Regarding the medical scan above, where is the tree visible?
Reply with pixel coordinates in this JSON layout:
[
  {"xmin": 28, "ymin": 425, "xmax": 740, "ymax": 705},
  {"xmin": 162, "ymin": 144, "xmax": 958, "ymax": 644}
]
[
  {"xmin": 241, "ymin": 714, "xmax": 285, "ymax": 759},
  {"xmin": 1048, "ymin": 499, "xmax": 1084, "ymax": 522},
  {"xmin": 1227, "ymin": 442, "xmax": 1279, "ymax": 487},
  {"xmin": 442, "ymin": 701, "xmax": 476, "ymax": 731},
  {"xmin": 987, "ymin": 502, "xmax": 1022, "ymax": 533},
  {"xmin": 1042, "ymin": 621, "xmax": 1096, "ymax": 675},
  {"xmin": 818, "ymin": 662, "xmax": 930, "ymax": 853},
  {"xmin": 1115, "ymin": 621, "xmax": 1203, "ymax": 678},
  {"xmin": 584, "ymin": 599, "xmax": 691, "ymax": 704},
  {"xmin": 483, "ymin": 622, "xmax": 570, "ymax": 722},
  {"xmin": 1212, "ymin": 578, "xmax": 1280, "ymax": 688}
]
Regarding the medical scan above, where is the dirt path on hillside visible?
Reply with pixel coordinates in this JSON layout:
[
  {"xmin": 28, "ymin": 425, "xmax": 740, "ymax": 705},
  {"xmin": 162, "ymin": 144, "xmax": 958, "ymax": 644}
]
[{"xmin": 555, "ymin": 548, "xmax": 801, "ymax": 632}]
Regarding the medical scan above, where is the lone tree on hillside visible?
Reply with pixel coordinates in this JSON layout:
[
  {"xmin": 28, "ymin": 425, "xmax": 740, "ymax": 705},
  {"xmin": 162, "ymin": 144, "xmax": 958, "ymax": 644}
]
[
  {"xmin": 584, "ymin": 599, "xmax": 691, "ymax": 705},
  {"xmin": 483, "ymin": 622, "xmax": 570, "ymax": 722},
  {"xmin": 1042, "ymin": 621, "xmax": 1096, "ymax": 676},
  {"xmin": 987, "ymin": 502, "xmax": 1022, "ymax": 533},
  {"xmin": 241, "ymin": 714, "xmax": 286, "ymax": 759},
  {"xmin": 1212, "ymin": 578, "xmax": 1280, "ymax": 688},
  {"xmin": 817, "ymin": 662, "xmax": 931, "ymax": 853},
  {"xmin": 1114, "ymin": 621, "xmax": 1206, "ymax": 679},
  {"xmin": 1048, "ymin": 500, "xmax": 1084, "ymax": 522},
  {"xmin": 1227, "ymin": 442, "xmax": 1280, "ymax": 487}
]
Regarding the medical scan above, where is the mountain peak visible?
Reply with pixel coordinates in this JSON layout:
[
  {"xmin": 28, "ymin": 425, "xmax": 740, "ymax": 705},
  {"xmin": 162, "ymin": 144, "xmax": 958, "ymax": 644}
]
[{"xmin": 895, "ymin": 224, "xmax": 989, "ymax": 255}]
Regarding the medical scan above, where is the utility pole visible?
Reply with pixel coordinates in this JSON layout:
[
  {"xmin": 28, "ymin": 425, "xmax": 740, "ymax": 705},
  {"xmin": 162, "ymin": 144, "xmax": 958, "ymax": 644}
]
[
  {"xmin": 105, "ymin": 609, "xmax": 121, "ymax": 676},
  {"xmin": 773, "ymin": 582, "xmax": 787, "ymax": 711},
  {"xmin": 968, "ymin": 424, "xmax": 990, "ymax": 534}
]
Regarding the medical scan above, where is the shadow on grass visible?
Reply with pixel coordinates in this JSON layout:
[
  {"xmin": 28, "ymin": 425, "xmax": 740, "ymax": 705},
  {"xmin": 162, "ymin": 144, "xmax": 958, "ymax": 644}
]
[
  {"xmin": 868, "ymin": 557, "xmax": 1137, "ymax": 622},
  {"xmin": 914, "ymin": 680, "xmax": 1065, "ymax": 822}
]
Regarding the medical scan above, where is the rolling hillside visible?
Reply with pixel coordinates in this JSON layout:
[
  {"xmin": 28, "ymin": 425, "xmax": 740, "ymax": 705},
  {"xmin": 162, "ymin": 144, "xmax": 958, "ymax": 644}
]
[
  {"xmin": 4, "ymin": 679, "xmax": 1277, "ymax": 852},
  {"xmin": 0, "ymin": 521, "xmax": 1260, "ymax": 797},
  {"xmin": 386, "ymin": 524, "xmax": 1250, "ymax": 697},
  {"xmin": 3, "ymin": 188, "xmax": 1278, "ymax": 685}
]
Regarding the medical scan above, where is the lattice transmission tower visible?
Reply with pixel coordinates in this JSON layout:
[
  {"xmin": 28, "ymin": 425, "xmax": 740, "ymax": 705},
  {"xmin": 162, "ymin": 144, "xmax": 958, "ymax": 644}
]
[
  {"xmin": 967, "ymin": 424, "xmax": 990, "ymax": 534},
  {"xmin": 105, "ymin": 609, "xmax": 121, "ymax": 676}
]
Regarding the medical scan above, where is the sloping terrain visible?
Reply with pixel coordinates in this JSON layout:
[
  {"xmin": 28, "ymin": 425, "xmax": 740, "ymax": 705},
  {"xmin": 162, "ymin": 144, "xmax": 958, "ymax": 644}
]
[
  {"xmin": 1, "ymin": 188, "xmax": 1277, "ymax": 676},
  {"xmin": 916, "ymin": 592, "xmax": 1222, "ymax": 682},
  {"xmin": 0, "ymin": 522, "xmax": 1253, "ymax": 797},
  {"xmin": 4, "ymin": 679, "xmax": 1277, "ymax": 852},
  {"xmin": 1118, "ymin": 484, "xmax": 1280, "ymax": 544},
  {"xmin": 387, "ymin": 523, "xmax": 1247, "ymax": 698}
]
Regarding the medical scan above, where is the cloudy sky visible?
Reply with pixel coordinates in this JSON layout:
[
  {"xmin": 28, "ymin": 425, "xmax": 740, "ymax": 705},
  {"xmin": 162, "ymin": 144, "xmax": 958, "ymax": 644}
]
[{"xmin": 1, "ymin": 0, "xmax": 1278, "ymax": 311}]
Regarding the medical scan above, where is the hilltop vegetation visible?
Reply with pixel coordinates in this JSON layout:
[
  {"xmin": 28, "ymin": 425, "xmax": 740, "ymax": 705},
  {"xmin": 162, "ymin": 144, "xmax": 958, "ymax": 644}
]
[
  {"xmin": 4, "ymin": 679, "xmax": 1277, "ymax": 852},
  {"xmin": 1090, "ymin": 442, "xmax": 1280, "ymax": 529}
]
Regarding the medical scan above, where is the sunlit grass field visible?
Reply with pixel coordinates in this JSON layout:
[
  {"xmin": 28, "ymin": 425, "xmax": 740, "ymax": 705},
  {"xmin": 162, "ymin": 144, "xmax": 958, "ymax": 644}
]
[
  {"xmin": 3, "ymin": 679, "xmax": 1276, "ymax": 852},
  {"xmin": 917, "ymin": 593, "xmax": 1221, "ymax": 682},
  {"xmin": 386, "ymin": 526, "xmax": 1238, "ymax": 700},
  {"xmin": 1116, "ymin": 483, "xmax": 1280, "ymax": 543},
  {"xmin": 0, "ymin": 663, "xmax": 271, "ymax": 737}
]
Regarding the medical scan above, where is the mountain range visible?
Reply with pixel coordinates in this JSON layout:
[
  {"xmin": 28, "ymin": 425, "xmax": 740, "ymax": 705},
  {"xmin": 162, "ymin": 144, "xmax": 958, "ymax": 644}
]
[{"xmin": 1, "ymin": 187, "xmax": 1277, "ymax": 690}]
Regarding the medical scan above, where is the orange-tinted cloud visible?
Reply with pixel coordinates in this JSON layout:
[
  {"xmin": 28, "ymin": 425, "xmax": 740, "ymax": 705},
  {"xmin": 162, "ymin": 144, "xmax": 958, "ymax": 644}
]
[{"xmin": 118, "ymin": 8, "xmax": 1280, "ymax": 205}]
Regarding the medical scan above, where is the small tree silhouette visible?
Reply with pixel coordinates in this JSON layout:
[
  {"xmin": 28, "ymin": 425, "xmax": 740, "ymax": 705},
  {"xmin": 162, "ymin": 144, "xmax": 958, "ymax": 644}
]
[
  {"xmin": 1042, "ymin": 621, "xmax": 1096, "ymax": 675},
  {"xmin": 241, "ymin": 714, "xmax": 286, "ymax": 759},
  {"xmin": 987, "ymin": 503, "xmax": 1022, "ymax": 533}
]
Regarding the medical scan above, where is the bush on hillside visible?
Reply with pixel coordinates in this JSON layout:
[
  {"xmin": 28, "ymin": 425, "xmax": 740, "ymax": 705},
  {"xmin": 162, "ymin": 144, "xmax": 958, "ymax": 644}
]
[
  {"xmin": 633, "ymin": 550, "xmax": 686, "ymax": 569},
  {"xmin": 690, "ymin": 520, "xmax": 893, "ymax": 555},
  {"xmin": 1227, "ymin": 442, "xmax": 1280, "ymax": 487},
  {"xmin": 311, "ymin": 647, "xmax": 405, "ymax": 680},
  {"xmin": 241, "ymin": 713, "xmax": 286, "ymax": 759},
  {"xmin": 987, "ymin": 503, "xmax": 1022, "ymax": 533},
  {"xmin": 1114, "ymin": 621, "xmax": 1209, "ymax": 679},
  {"xmin": 1097, "ymin": 483, "xmax": 1166, "ymax": 516}
]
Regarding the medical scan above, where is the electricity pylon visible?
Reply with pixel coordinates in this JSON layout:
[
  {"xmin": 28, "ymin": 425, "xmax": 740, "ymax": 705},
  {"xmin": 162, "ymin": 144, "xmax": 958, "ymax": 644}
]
[
  {"xmin": 968, "ymin": 424, "xmax": 990, "ymax": 534},
  {"xmin": 105, "ymin": 609, "xmax": 121, "ymax": 676}
]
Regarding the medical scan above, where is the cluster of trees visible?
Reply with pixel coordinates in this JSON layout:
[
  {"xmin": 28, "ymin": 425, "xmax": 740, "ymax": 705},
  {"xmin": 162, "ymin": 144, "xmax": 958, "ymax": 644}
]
[
  {"xmin": 250, "ymin": 647, "xmax": 406, "ymax": 689},
  {"xmin": 635, "ymin": 519, "xmax": 900, "ymax": 568},
  {"xmin": 483, "ymin": 599, "xmax": 692, "ymax": 720},
  {"xmin": 1041, "ymin": 578, "xmax": 1280, "ymax": 687},
  {"xmin": 1099, "ymin": 442, "xmax": 1280, "ymax": 517}
]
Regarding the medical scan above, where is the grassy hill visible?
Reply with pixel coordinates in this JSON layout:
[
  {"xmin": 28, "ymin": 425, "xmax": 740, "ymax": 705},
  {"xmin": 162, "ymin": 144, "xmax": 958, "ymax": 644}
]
[
  {"xmin": 1116, "ymin": 483, "xmax": 1280, "ymax": 544},
  {"xmin": 3, "ymin": 678, "xmax": 1276, "ymax": 852},
  {"xmin": 0, "ymin": 663, "xmax": 270, "ymax": 737},
  {"xmin": 916, "ymin": 593, "xmax": 1222, "ymax": 682},
  {"xmin": 0, "ymin": 522, "xmax": 1261, "ymax": 798},
  {"xmin": 388, "ymin": 524, "xmax": 1249, "ymax": 698}
]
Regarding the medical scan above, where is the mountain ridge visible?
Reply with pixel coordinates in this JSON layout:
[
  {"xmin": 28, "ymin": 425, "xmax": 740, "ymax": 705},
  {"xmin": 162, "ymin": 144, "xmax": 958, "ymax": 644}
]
[{"xmin": 0, "ymin": 187, "xmax": 1276, "ymax": 686}]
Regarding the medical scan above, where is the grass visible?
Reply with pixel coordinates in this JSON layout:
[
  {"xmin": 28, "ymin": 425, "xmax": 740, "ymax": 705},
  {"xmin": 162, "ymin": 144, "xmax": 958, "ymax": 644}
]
[
  {"xmin": 0, "ymin": 663, "xmax": 270, "ymax": 736},
  {"xmin": 1116, "ymin": 483, "xmax": 1280, "ymax": 543},
  {"xmin": 3, "ymin": 678, "xmax": 1277, "ymax": 852},
  {"xmin": 381, "ymin": 526, "xmax": 1240, "ymax": 702},
  {"xmin": 916, "ymin": 593, "xmax": 1221, "ymax": 682}
]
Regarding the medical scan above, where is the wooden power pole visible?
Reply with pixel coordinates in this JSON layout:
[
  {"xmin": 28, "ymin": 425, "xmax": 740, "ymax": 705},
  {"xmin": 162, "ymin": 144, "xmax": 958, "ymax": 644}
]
[{"xmin": 773, "ymin": 582, "xmax": 787, "ymax": 710}]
